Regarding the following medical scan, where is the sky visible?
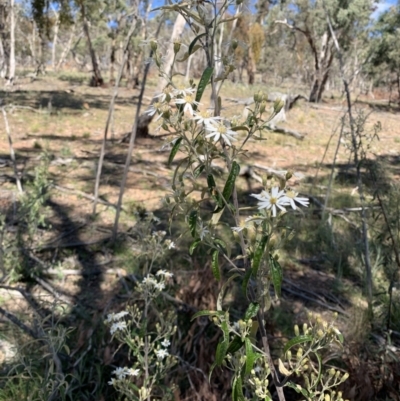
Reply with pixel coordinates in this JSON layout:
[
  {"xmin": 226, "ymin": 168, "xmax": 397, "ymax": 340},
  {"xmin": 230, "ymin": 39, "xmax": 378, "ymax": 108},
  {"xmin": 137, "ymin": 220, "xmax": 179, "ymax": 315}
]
[{"xmin": 371, "ymin": 0, "xmax": 397, "ymax": 19}]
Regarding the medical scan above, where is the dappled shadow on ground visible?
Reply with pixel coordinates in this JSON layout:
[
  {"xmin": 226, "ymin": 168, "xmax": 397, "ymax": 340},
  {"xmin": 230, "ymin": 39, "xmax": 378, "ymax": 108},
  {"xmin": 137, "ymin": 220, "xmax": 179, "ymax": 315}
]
[{"xmin": 0, "ymin": 90, "xmax": 140, "ymax": 111}]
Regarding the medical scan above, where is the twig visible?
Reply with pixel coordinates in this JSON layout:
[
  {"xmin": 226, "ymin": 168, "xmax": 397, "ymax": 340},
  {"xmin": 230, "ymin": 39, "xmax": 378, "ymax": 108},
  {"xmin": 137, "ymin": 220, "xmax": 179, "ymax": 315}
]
[
  {"xmin": 266, "ymin": 124, "xmax": 305, "ymax": 140},
  {"xmin": 0, "ymin": 305, "xmax": 37, "ymax": 338},
  {"xmin": 1, "ymin": 107, "xmax": 23, "ymax": 193},
  {"xmin": 53, "ymin": 184, "xmax": 119, "ymax": 210},
  {"xmin": 112, "ymin": 19, "xmax": 164, "ymax": 241},
  {"xmin": 93, "ymin": 18, "xmax": 138, "ymax": 215}
]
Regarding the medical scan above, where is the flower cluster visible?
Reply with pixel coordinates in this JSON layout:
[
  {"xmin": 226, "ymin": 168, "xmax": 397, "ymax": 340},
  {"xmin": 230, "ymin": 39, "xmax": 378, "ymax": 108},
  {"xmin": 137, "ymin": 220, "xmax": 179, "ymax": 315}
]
[
  {"xmin": 108, "ymin": 367, "xmax": 140, "ymax": 385},
  {"xmin": 106, "ymin": 311, "xmax": 129, "ymax": 335},
  {"xmin": 250, "ymin": 187, "xmax": 309, "ymax": 217}
]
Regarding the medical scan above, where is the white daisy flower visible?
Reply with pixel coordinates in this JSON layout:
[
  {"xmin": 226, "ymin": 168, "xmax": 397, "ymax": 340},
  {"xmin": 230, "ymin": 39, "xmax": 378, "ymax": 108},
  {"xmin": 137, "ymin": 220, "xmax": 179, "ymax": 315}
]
[
  {"xmin": 113, "ymin": 367, "xmax": 127, "ymax": 380},
  {"xmin": 161, "ymin": 338, "xmax": 171, "ymax": 347},
  {"xmin": 175, "ymin": 94, "xmax": 201, "ymax": 116},
  {"xmin": 155, "ymin": 349, "xmax": 169, "ymax": 360},
  {"xmin": 282, "ymin": 190, "xmax": 309, "ymax": 210},
  {"xmin": 192, "ymin": 110, "xmax": 222, "ymax": 126},
  {"xmin": 205, "ymin": 120, "xmax": 237, "ymax": 146},
  {"xmin": 127, "ymin": 368, "xmax": 140, "ymax": 376},
  {"xmin": 155, "ymin": 86, "xmax": 175, "ymax": 102},
  {"xmin": 155, "ymin": 282, "xmax": 166, "ymax": 291},
  {"xmin": 251, "ymin": 187, "xmax": 287, "ymax": 217},
  {"xmin": 142, "ymin": 275, "xmax": 157, "ymax": 286},
  {"xmin": 156, "ymin": 269, "xmax": 173, "ymax": 278},
  {"xmin": 108, "ymin": 378, "xmax": 117, "ymax": 386},
  {"xmin": 144, "ymin": 101, "xmax": 162, "ymax": 116},
  {"xmin": 167, "ymin": 240, "xmax": 176, "ymax": 249},
  {"xmin": 114, "ymin": 311, "xmax": 129, "ymax": 320},
  {"xmin": 173, "ymin": 86, "xmax": 195, "ymax": 97},
  {"xmin": 110, "ymin": 321, "xmax": 127, "ymax": 335},
  {"xmin": 197, "ymin": 223, "xmax": 210, "ymax": 240}
]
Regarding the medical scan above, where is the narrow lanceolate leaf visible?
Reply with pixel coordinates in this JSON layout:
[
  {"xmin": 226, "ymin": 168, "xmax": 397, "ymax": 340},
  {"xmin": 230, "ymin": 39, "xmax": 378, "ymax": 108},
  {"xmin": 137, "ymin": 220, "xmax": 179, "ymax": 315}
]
[
  {"xmin": 230, "ymin": 125, "xmax": 250, "ymax": 133},
  {"xmin": 252, "ymin": 235, "xmax": 269, "ymax": 276},
  {"xmin": 270, "ymin": 256, "xmax": 283, "ymax": 298},
  {"xmin": 227, "ymin": 335, "xmax": 244, "ymax": 355},
  {"xmin": 245, "ymin": 338, "xmax": 256, "ymax": 375},
  {"xmin": 195, "ymin": 67, "xmax": 213, "ymax": 103},
  {"xmin": 213, "ymin": 161, "xmax": 241, "ymax": 214},
  {"xmin": 244, "ymin": 302, "xmax": 260, "ymax": 320},
  {"xmin": 188, "ymin": 209, "xmax": 197, "ymax": 237},
  {"xmin": 191, "ymin": 309, "xmax": 223, "ymax": 321},
  {"xmin": 222, "ymin": 161, "xmax": 240, "ymax": 203},
  {"xmin": 168, "ymin": 137, "xmax": 182, "ymax": 165},
  {"xmin": 310, "ymin": 352, "xmax": 322, "ymax": 390},
  {"xmin": 215, "ymin": 339, "xmax": 229, "ymax": 366},
  {"xmin": 189, "ymin": 239, "xmax": 201, "ymax": 255},
  {"xmin": 189, "ymin": 33, "xmax": 207, "ymax": 55},
  {"xmin": 283, "ymin": 335, "xmax": 313, "ymax": 355},
  {"xmin": 211, "ymin": 250, "xmax": 220, "ymax": 281},
  {"xmin": 232, "ymin": 376, "xmax": 245, "ymax": 401},
  {"xmin": 193, "ymin": 164, "xmax": 205, "ymax": 179},
  {"xmin": 242, "ymin": 268, "xmax": 252, "ymax": 295},
  {"xmin": 207, "ymin": 173, "xmax": 223, "ymax": 208}
]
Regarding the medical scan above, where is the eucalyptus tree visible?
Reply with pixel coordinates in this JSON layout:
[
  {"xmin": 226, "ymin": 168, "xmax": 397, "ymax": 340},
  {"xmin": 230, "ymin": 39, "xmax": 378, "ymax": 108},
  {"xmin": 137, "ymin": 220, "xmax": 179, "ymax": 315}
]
[
  {"xmin": 274, "ymin": 0, "xmax": 375, "ymax": 102},
  {"xmin": 368, "ymin": 1, "xmax": 400, "ymax": 100}
]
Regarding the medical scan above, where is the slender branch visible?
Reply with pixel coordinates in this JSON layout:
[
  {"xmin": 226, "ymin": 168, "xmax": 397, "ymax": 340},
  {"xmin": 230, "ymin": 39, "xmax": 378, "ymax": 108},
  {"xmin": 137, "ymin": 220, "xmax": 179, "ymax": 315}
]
[
  {"xmin": 93, "ymin": 17, "xmax": 138, "ymax": 215},
  {"xmin": 112, "ymin": 19, "xmax": 164, "ymax": 241},
  {"xmin": 1, "ymin": 107, "xmax": 23, "ymax": 193}
]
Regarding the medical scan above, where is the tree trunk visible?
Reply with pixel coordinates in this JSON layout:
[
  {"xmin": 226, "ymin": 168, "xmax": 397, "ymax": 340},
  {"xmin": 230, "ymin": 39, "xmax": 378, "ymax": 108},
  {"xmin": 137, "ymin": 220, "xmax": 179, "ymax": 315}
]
[
  {"xmin": 135, "ymin": 13, "xmax": 186, "ymax": 138},
  {"xmin": 308, "ymin": 31, "xmax": 333, "ymax": 103},
  {"xmin": 81, "ymin": 5, "xmax": 103, "ymax": 87},
  {"xmin": 51, "ymin": 6, "xmax": 60, "ymax": 70},
  {"xmin": 109, "ymin": 33, "xmax": 116, "ymax": 84},
  {"xmin": 0, "ymin": 2, "xmax": 8, "ymax": 78},
  {"xmin": 6, "ymin": 0, "xmax": 15, "ymax": 85}
]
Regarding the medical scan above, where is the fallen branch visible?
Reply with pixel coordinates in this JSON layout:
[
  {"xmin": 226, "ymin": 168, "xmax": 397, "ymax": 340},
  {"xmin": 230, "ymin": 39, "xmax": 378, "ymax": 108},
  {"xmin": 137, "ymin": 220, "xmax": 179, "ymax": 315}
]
[
  {"xmin": 266, "ymin": 123, "xmax": 305, "ymax": 140},
  {"xmin": 53, "ymin": 184, "xmax": 120, "ymax": 210}
]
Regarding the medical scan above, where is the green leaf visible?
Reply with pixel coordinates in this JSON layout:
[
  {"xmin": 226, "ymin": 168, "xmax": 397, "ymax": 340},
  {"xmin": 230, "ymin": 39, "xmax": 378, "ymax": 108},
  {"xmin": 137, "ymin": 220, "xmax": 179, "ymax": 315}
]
[
  {"xmin": 215, "ymin": 339, "xmax": 229, "ymax": 366},
  {"xmin": 230, "ymin": 125, "xmax": 250, "ymax": 133},
  {"xmin": 217, "ymin": 273, "xmax": 240, "ymax": 311},
  {"xmin": 244, "ymin": 302, "xmax": 260, "ymax": 320},
  {"xmin": 222, "ymin": 161, "xmax": 240, "ymax": 202},
  {"xmin": 195, "ymin": 67, "xmax": 213, "ymax": 103},
  {"xmin": 188, "ymin": 209, "xmax": 197, "ymax": 237},
  {"xmin": 283, "ymin": 335, "xmax": 313, "ymax": 355},
  {"xmin": 227, "ymin": 335, "xmax": 244, "ymax": 355},
  {"xmin": 191, "ymin": 309, "xmax": 223, "ymax": 320},
  {"xmin": 189, "ymin": 33, "xmax": 207, "ymax": 55},
  {"xmin": 245, "ymin": 338, "xmax": 256, "ymax": 375},
  {"xmin": 168, "ymin": 137, "xmax": 182, "ymax": 165},
  {"xmin": 207, "ymin": 173, "xmax": 223, "ymax": 208},
  {"xmin": 252, "ymin": 235, "xmax": 269, "ymax": 276},
  {"xmin": 193, "ymin": 164, "xmax": 205, "ymax": 178},
  {"xmin": 287, "ymin": 382, "xmax": 309, "ymax": 397},
  {"xmin": 189, "ymin": 239, "xmax": 201, "ymax": 255},
  {"xmin": 232, "ymin": 376, "xmax": 245, "ymax": 401},
  {"xmin": 211, "ymin": 250, "xmax": 220, "ymax": 281},
  {"xmin": 242, "ymin": 268, "xmax": 252, "ymax": 295},
  {"xmin": 270, "ymin": 256, "xmax": 283, "ymax": 298},
  {"xmin": 214, "ymin": 161, "xmax": 241, "ymax": 214},
  {"xmin": 309, "ymin": 352, "xmax": 322, "ymax": 391}
]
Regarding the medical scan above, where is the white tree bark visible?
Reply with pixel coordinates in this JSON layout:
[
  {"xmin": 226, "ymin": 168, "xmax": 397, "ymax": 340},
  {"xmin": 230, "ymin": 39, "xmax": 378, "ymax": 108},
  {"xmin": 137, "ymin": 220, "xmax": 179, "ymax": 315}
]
[
  {"xmin": 6, "ymin": 0, "xmax": 15, "ymax": 85},
  {"xmin": 51, "ymin": 5, "xmax": 60, "ymax": 70}
]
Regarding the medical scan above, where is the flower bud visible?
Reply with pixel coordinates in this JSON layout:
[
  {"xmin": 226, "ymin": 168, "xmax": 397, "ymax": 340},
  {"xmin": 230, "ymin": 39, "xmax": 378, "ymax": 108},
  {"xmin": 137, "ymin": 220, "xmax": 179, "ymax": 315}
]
[
  {"xmin": 294, "ymin": 325, "xmax": 300, "ymax": 337},
  {"xmin": 150, "ymin": 40, "xmax": 158, "ymax": 52},
  {"xmin": 273, "ymin": 98, "xmax": 285, "ymax": 113},
  {"xmin": 259, "ymin": 100, "xmax": 267, "ymax": 114},
  {"xmin": 231, "ymin": 39, "xmax": 238, "ymax": 50},
  {"xmin": 342, "ymin": 373, "xmax": 349, "ymax": 381},
  {"xmin": 325, "ymin": 394, "xmax": 330, "ymax": 401},
  {"xmin": 173, "ymin": 40, "xmax": 181, "ymax": 54}
]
